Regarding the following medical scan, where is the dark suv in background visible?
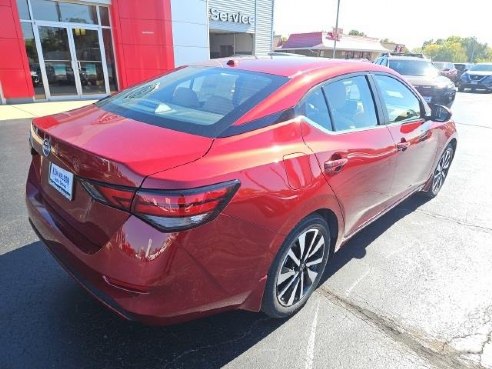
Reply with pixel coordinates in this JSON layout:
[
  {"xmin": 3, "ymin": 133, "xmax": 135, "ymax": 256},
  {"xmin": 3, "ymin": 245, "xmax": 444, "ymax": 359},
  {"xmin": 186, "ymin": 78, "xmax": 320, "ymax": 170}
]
[
  {"xmin": 457, "ymin": 63, "xmax": 492, "ymax": 92},
  {"xmin": 375, "ymin": 53, "xmax": 456, "ymax": 107},
  {"xmin": 454, "ymin": 63, "xmax": 474, "ymax": 79}
]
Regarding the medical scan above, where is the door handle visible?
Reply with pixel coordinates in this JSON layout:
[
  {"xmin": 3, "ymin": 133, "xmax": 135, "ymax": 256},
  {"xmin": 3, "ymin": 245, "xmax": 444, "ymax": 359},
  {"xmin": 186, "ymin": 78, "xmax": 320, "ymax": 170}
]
[
  {"xmin": 324, "ymin": 158, "xmax": 348, "ymax": 175},
  {"xmin": 418, "ymin": 130, "xmax": 431, "ymax": 142},
  {"xmin": 396, "ymin": 139, "xmax": 410, "ymax": 152}
]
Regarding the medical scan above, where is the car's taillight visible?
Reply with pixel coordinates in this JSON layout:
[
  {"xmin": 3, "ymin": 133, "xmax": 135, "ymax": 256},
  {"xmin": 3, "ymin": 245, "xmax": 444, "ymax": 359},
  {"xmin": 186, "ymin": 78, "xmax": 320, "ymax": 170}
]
[
  {"xmin": 81, "ymin": 179, "xmax": 240, "ymax": 232},
  {"xmin": 80, "ymin": 180, "xmax": 135, "ymax": 211},
  {"xmin": 132, "ymin": 180, "xmax": 240, "ymax": 232}
]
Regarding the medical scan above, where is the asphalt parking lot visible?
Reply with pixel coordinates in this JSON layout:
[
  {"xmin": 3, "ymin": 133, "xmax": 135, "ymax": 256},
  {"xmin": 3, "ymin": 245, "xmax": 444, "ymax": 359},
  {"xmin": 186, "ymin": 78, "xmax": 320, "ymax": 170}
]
[{"xmin": 1, "ymin": 91, "xmax": 491, "ymax": 369}]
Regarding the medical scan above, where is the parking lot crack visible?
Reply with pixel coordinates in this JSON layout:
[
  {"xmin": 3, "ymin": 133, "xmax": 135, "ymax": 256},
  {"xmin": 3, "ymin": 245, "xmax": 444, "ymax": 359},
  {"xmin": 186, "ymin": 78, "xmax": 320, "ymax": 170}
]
[
  {"xmin": 413, "ymin": 209, "xmax": 492, "ymax": 234},
  {"xmin": 442, "ymin": 306, "xmax": 492, "ymax": 367},
  {"xmin": 480, "ymin": 332, "xmax": 492, "ymax": 367},
  {"xmin": 444, "ymin": 333, "xmax": 489, "ymax": 355},
  {"xmin": 161, "ymin": 316, "xmax": 272, "ymax": 369},
  {"xmin": 456, "ymin": 122, "xmax": 492, "ymax": 131},
  {"xmin": 317, "ymin": 286, "xmax": 486, "ymax": 369}
]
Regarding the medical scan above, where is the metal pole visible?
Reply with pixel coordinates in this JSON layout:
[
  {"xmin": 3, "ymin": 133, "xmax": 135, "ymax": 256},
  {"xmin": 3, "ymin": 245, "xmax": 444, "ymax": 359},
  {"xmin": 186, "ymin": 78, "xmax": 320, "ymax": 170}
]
[
  {"xmin": 470, "ymin": 38, "xmax": 476, "ymax": 63},
  {"xmin": 332, "ymin": 0, "xmax": 341, "ymax": 59}
]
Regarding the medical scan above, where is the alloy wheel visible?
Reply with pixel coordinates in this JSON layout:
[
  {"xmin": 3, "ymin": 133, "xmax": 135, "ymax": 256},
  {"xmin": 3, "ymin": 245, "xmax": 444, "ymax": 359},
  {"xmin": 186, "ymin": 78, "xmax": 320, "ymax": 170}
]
[
  {"xmin": 432, "ymin": 147, "xmax": 453, "ymax": 195},
  {"xmin": 276, "ymin": 227, "xmax": 326, "ymax": 307}
]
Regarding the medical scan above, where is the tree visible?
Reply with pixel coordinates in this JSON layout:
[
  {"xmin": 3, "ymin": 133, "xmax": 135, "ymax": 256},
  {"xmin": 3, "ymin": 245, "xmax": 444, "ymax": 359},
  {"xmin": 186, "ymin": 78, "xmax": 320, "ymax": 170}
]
[
  {"xmin": 348, "ymin": 30, "xmax": 366, "ymax": 37},
  {"xmin": 462, "ymin": 37, "xmax": 490, "ymax": 62},
  {"xmin": 417, "ymin": 36, "xmax": 492, "ymax": 62}
]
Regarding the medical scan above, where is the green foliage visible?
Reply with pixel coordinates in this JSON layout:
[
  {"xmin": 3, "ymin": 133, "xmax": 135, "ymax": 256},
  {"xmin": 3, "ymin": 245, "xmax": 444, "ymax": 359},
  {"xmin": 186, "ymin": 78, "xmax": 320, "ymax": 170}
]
[
  {"xmin": 417, "ymin": 36, "xmax": 492, "ymax": 62},
  {"xmin": 348, "ymin": 30, "xmax": 366, "ymax": 37}
]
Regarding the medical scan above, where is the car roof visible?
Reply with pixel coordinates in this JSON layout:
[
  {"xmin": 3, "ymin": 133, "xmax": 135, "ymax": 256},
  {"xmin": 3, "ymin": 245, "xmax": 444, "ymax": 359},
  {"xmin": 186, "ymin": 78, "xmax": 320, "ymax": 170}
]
[
  {"xmin": 195, "ymin": 56, "xmax": 389, "ymax": 78},
  {"xmin": 386, "ymin": 56, "xmax": 430, "ymax": 61}
]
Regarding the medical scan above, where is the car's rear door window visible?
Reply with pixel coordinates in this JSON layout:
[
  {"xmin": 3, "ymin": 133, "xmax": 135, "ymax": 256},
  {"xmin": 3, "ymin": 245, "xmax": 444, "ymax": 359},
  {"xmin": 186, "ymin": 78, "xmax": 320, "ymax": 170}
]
[
  {"xmin": 374, "ymin": 75, "xmax": 422, "ymax": 123},
  {"xmin": 97, "ymin": 66, "xmax": 288, "ymax": 137},
  {"xmin": 323, "ymin": 76, "xmax": 378, "ymax": 132},
  {"xmin": 298, "ymin": 87, "xmax": 332, "ymax": 131}
]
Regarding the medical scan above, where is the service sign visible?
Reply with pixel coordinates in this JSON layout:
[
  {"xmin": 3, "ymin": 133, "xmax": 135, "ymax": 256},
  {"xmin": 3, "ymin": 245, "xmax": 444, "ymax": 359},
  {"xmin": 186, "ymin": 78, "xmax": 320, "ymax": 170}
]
[{"xmin": 209, "ymin": 8, "xmax": 254, "ymax": 25}]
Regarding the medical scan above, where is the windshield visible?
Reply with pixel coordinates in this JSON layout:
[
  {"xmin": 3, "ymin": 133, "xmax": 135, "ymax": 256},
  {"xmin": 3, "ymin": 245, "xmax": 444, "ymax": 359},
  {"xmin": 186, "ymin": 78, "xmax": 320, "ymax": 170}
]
[
  {"xmin": 97, "ymin": 66, "xmax": 288, "ymax": 137},
  {"xmin": 433, "ymin": 62, "xmax": 453, "ymax": 70},
  {"xmin": 470, "ymin": 64, "xmax": 492, "ymax": 72},
  {"xmin": 389, "ymin": 60, "xmax": 440, "ymax": 77}
]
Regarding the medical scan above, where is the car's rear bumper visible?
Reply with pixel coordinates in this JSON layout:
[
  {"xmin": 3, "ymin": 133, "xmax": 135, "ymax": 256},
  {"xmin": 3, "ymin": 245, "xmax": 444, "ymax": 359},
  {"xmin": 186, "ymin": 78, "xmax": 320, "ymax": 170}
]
[
  {"xmin": 26, "ymin": 164, "xmax": 276, "ymax": 325},
  {"xmin": 29, "ymin": 218, "xmax": 137, "ymax": 321},
  {"xmin": 459, "ymin": 82, "xmax": 492, "ymax": 91}
]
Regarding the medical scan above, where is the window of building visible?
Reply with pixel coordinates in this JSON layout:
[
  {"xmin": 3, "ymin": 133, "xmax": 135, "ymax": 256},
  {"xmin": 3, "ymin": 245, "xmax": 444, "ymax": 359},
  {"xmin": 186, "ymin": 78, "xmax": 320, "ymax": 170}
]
[
  {"xmin": 102, "ymin": 29, "xmax": 118, "ymax": 92},
  {"xmin": 16, "ymin": 0, "xmax": 118, "ymax": 99},
  {"xmin": 20, "ymin": 22, "xmax": 45, "ymax": 99},
  {"xmin": 30, "ymin": 0, "xmax": 98, "ymax": 24},
  {"xmin": 323, "ymin": 76, "xmax": 378, "ymax": 132},
  {"xmin": 99, "ymin": 6, "xmax": 110, "ymax": 27},
  {"xmin": 374, "ymin": 75, "xmax": 421, "ymax": 123},
  {"xmin": 16, "ymin": 0, "xmax": 30, "ymax": 20}
]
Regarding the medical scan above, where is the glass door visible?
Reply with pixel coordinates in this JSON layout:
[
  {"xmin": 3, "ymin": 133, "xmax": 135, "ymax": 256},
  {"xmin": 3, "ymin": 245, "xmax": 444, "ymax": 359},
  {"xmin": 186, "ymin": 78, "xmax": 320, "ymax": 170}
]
[
  {"xmin": 71, "ymin": 27, "xmax": 107, "ymax": 96},
  {"xmin": 37, "ymin": 25, "xmax": 78, "ymax": 97},
  {"xmin": 35, "ymin": 23, "xmax": 109, "ymax": 99}
]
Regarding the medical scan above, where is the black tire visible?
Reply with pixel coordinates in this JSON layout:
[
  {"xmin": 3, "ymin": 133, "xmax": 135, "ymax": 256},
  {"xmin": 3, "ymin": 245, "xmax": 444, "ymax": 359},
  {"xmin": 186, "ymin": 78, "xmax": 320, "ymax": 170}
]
[
  {"xmin": 420, "ymin": 144, "xmax": 455, "ymax": 199},
  {"xmin": 262, "ymin": 214, "xmax": 331, "ymax": 318},
  {"xmin": 458, "ymin": 85, "xmax": 464, "ymax": 92}
]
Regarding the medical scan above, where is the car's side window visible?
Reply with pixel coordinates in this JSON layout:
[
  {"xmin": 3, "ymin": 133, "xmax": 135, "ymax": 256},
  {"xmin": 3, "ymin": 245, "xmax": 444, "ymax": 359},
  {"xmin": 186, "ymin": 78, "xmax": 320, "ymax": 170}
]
[
  {"xmin": 374, "ymin": 75, "xmax": 421, "ymax": 123},
  {"xmin": 298, "ymin": 86, "xmax": 332, "ymax": 131},
  {"xmin": 323, "ymin": 76, "xmax": 378, "ymax": 132}
]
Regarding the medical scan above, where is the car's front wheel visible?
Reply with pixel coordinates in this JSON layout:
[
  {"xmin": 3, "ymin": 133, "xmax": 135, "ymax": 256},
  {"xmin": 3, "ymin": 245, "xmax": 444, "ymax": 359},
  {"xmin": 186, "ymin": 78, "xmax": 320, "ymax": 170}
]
[
  {"xmin": 262, "ymin": 214, "xmax": 331, "ymax": 318},
  {"xmin": 421, "ymin": 144, "xmax": 455, "ymax": 198}
]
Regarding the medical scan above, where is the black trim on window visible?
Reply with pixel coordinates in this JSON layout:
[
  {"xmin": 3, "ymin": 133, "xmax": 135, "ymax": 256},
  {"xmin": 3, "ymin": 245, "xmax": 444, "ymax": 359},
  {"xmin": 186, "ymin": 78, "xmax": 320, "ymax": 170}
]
[
  {"xmin": 218, "ymin": 108, "xmax": 296, "ymax": 137},
  {"xmin": 320, "ymin": 87, "xmax": 336, "ymax": 131},
  {"xmin": 367, "ymin": 74, "xmax": 389, "ymax": 124}
]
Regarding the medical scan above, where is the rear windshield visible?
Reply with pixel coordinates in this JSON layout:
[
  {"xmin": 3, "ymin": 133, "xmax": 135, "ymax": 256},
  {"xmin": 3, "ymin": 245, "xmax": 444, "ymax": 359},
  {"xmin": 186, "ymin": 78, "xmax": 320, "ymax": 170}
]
[
  {"xmin": 470, "ymin": 64, "xmax": 492, "ymax": 72},
  {"xmin": 97, "ymin": 66, "xmax": 288, "ymax": 137},
  {"xmin": 389, "ymin": 60, "xmax": 439, "ymax": 77}
]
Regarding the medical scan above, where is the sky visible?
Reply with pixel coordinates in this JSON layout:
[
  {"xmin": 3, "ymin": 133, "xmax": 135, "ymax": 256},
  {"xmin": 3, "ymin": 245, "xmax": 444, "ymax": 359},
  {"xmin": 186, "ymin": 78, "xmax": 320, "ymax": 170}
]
[{"xmin": 274, "ymin": 0, "xmax": 492, "ymax": 49}]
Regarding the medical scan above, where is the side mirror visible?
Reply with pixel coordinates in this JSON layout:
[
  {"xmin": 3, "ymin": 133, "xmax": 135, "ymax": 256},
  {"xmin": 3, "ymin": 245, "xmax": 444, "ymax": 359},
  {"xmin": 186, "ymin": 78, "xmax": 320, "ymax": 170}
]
[{"xmin": 427, "ymin": 104, "xmax": 452, "ymax": 122}]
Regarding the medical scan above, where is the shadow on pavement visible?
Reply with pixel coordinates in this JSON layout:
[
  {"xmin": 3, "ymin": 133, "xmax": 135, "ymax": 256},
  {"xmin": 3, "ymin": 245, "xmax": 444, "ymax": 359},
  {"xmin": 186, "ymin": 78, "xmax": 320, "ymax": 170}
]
[
  {"xmin": 0, "ymin": 195, "xmax": 429, "ymax": 369},
  {"xmin": 321, "ymin": 194, "xmax": 430, "ymax": 283},
  {"xmin": 0, "ymin": 242, "xmax": 283, "ymax": 369}
]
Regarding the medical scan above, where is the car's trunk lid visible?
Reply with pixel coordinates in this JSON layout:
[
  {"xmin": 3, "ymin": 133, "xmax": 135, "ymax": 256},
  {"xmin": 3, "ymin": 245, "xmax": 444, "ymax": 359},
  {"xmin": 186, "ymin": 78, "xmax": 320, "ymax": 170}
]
[
  {"xmin": 32, "ymin": 104, "xmax": 213, "ymax": 186},
  {"xmin": 30, "ymin": 104, "xmax": 213, "ymax": 253}
]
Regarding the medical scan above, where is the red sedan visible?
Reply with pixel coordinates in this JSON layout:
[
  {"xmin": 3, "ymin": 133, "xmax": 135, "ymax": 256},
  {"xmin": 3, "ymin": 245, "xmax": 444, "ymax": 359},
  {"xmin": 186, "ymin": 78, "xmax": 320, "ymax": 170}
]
[{"xmin": 26, "ymin": 58, "xmax": 457, "ymax": 324}]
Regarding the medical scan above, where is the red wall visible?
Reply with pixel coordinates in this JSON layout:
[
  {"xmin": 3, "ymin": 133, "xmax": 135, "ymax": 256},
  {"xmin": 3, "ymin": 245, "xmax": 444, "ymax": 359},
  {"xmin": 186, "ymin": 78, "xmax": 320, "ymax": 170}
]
[
  {"xmin": 110, "ymin": 0, "xmax": 174, "ymax": 89},
  {"xmin": 0, "ymin": 0, "xmax": 33, "ymax": 101}
]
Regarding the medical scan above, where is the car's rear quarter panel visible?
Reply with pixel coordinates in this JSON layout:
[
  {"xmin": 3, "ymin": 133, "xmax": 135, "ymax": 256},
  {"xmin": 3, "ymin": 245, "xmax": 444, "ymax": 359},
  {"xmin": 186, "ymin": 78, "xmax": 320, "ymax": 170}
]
[{"xmin": 142, "ymin": 119, "xmax": 344, "ymax": 311}]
